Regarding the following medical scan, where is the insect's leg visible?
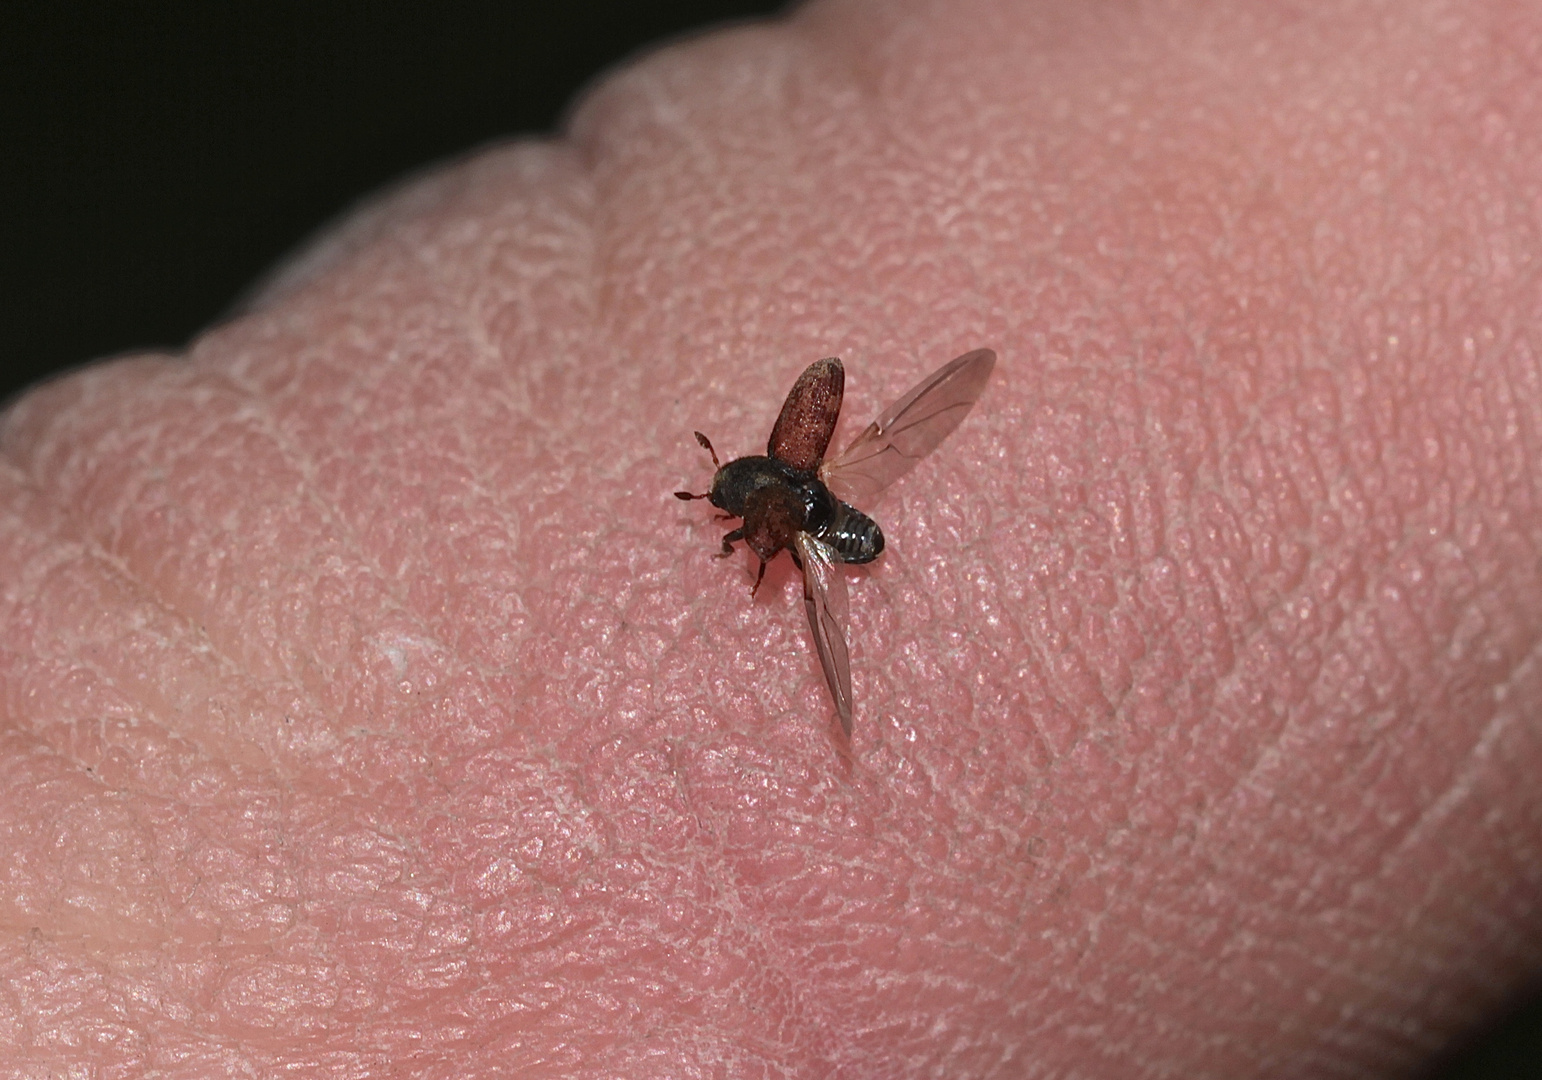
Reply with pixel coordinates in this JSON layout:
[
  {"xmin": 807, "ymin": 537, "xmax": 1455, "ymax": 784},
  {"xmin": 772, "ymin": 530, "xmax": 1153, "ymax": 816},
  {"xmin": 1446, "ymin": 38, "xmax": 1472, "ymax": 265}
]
[
  {"xmin": 716, "ymin": 528, "xmax": 744, "ymax": 558},
  {"xmin": 675, "ymin": 491, "xmax": 709, "ymax": 500},
  {"xmin": 750, "ymin": 559, "xmax": 767, "ymax": 597},
  {"xmin": 693, "ymin": 431, "xmax": 722, "ymax": 468}
]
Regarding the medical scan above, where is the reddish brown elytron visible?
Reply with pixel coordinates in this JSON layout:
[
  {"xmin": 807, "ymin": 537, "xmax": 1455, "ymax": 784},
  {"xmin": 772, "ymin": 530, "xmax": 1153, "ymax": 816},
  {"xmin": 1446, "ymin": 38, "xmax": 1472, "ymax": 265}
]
[
  {"xmin": 677, "ymin": 349, "xmax": 996, "ymax": 738},
  {"xmin": 766, "ymin": 358, "xmax": 844, "ymax": 472}
]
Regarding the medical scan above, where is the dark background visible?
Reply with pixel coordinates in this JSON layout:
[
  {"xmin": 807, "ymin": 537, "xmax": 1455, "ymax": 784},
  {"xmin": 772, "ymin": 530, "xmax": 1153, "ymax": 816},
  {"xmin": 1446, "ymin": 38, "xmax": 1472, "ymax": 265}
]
[
  {"xmin": 0, "ymin": 0, "xmax": 786, "ymax": 401},
  {"xmin": 0, "ymin": 2, "xmax": 1538, "ymax": 1075}
]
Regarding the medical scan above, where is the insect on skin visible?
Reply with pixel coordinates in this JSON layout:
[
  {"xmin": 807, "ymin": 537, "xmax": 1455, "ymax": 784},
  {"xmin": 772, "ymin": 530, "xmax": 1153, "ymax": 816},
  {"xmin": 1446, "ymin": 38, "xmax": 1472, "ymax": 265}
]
[{"xmin": 675, "ymin": 348, "xmax": 996, "ymax": 738}]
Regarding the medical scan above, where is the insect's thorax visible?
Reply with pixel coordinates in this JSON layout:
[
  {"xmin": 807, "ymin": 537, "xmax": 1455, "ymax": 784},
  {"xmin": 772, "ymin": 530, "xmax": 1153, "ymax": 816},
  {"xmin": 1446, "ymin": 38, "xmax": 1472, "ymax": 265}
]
[{"xmin": 709, "ymin": 457, "xmax": 826, "ymax": 524}]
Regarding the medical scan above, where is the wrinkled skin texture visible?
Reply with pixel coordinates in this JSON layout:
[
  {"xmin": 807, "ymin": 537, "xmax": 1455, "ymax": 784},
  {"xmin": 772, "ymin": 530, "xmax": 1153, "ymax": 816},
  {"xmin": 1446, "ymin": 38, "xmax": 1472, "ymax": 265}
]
[{"xmin": 3, "ymin": 0, "xmax": 1541, "ymax": 1075}]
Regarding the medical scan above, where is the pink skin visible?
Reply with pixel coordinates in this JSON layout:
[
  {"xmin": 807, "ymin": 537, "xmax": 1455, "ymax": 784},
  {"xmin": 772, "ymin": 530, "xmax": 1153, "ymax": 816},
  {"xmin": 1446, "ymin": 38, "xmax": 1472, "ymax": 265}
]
[{"xmin": 2, "ymin": 0, "xmax": 1540, "ymax": 1075}]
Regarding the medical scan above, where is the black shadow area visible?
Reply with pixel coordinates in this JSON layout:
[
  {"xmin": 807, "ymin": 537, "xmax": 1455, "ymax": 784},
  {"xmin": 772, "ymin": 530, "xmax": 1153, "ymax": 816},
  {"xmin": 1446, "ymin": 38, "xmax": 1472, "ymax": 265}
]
[{"xmin": 0, "ymin": 0, "xmax": 787, "ymax": 401}]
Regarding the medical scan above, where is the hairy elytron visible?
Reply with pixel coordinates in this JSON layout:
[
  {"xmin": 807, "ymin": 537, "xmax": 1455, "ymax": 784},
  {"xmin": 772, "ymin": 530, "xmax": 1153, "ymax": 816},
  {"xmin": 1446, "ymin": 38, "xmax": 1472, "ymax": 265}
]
[{"xmin": 676, "ymin": 349, "xmax": 996, "ymax": 737}]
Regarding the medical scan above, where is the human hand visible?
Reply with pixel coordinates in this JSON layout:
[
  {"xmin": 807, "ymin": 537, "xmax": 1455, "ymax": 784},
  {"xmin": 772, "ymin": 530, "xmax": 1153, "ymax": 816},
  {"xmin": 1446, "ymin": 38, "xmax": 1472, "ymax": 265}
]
[{"xmin": 3, "ymin": 1, "xmax": 1539, "ymax": 1075}]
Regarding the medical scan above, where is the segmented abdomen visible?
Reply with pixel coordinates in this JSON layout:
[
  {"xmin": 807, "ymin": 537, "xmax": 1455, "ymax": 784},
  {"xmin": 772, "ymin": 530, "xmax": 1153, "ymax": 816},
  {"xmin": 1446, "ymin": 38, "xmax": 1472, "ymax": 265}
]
[{"xmin": 820, "ymin": 501, "xmax": 885, "ymax": 564}]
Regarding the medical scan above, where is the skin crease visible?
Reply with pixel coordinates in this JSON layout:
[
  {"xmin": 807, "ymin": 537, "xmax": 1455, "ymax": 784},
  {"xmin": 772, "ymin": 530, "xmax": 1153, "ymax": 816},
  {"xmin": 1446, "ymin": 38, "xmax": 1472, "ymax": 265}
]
[{"xmin": 1, "ymin": 0, "xmax": 1540, "ymax": 1075}]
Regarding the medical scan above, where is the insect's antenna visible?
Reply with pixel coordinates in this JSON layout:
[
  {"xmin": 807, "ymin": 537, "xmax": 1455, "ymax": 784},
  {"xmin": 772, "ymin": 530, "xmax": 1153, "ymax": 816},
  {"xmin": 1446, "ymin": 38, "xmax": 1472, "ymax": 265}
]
[
  {"xmin": 693, "ymin": 431, "xmax": 722, "ymax": 468},
  {"xmin": 675, "ymin": 431, "xmax": 721, "ymax": 499}
]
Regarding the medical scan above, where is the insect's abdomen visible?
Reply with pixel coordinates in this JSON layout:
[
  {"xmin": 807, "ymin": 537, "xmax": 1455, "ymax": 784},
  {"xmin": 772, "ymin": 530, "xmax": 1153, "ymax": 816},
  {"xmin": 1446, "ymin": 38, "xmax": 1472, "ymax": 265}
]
[{"xmin": 822, "ymin": 501, "xmax": 884, "ymax": 564}]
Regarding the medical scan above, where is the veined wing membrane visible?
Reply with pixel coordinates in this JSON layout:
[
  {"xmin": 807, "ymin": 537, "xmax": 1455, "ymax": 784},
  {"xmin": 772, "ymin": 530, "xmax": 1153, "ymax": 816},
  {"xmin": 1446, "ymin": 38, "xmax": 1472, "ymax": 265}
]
[
  {"xmin": 795, "ymin": 531, "xmax": 852, "ymax": 737},
  {"xmin": 822, "ymin": 348, "xmax": 995, "ymax": 508}
]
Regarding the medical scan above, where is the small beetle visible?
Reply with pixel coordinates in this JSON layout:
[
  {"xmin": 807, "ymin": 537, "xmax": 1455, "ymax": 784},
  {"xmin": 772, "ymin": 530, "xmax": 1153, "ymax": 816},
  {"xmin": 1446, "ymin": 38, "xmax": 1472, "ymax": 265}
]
[{"xmin": 677, "ymin": 348, "xmax": 996, "ymax": 737}]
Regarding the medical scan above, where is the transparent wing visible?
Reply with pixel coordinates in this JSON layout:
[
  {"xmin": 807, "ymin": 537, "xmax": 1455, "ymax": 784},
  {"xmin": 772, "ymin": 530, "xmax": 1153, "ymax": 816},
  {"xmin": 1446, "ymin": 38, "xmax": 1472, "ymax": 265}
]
[
  {"xmin": 822, "ymin": 348, "xmax": 996, "ymax": 508},
  {"xmin": 794, "ymin": 531, "xmax": 853, "ymax": 738}
]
